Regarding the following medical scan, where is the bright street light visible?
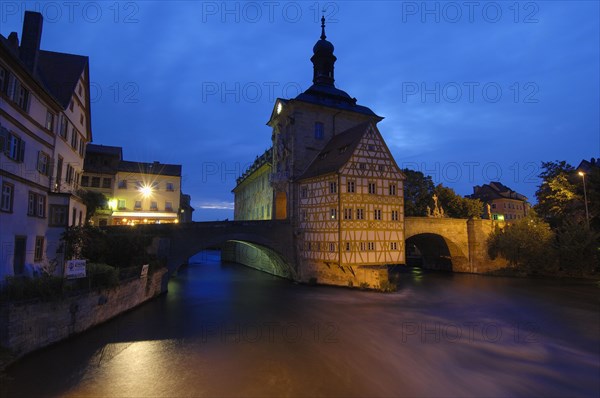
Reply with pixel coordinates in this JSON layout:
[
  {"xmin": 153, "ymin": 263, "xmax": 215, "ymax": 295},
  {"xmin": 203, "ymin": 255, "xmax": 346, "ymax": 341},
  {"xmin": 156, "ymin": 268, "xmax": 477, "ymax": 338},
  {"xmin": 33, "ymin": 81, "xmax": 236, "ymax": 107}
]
[
  {"xmin": 578, "ymin": 171, "xmax": 590, "ymax": 229},
  {"xmin": 140, "ymin": 185, "xmax": 153, "ymax": 198}
]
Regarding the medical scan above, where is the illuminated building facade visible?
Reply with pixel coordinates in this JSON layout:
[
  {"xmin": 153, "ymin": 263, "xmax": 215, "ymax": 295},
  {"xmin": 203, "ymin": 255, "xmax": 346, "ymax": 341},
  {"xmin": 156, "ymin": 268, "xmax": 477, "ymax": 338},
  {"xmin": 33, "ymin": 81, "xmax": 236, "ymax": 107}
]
[
  {"xmin": 468, "ymin": 182, "xmax": 529, "ymax": 222},
  {"xmin": 233, "ymin": 149, "xmax": 272, "ymax": 220},
  {"xmin": 233, "ymin": 18, "xmax": 405, "ymax": 285},
  {"xmin": 82, "ymin": 144, "xmax": 190, "ymax": 225},
  {"xmin": 0, "ymin": 12, "xmax": 91, "ymax": 279}
]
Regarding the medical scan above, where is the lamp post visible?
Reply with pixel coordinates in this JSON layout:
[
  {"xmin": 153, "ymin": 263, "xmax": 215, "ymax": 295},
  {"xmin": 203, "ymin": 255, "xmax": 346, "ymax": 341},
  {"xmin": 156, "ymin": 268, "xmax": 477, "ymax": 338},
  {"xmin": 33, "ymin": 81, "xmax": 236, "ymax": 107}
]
[{"xmin": 578, "ymin": 171, "xmax": 590, "ymax": 229}]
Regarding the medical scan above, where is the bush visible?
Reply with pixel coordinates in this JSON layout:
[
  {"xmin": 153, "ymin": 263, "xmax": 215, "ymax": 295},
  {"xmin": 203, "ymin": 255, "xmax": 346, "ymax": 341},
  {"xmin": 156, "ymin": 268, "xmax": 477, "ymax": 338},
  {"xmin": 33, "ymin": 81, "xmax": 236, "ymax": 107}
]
[
  {"xmin": 87, "ymin": 263, "xmax": 119, "ymax": 289},
  {"xmin": 488, "ymin": 212, "xmax": 556, "ymax": 273},
  {"xmin": 0, "ymin": 275, "xmax": 64, "ymax": 302}
]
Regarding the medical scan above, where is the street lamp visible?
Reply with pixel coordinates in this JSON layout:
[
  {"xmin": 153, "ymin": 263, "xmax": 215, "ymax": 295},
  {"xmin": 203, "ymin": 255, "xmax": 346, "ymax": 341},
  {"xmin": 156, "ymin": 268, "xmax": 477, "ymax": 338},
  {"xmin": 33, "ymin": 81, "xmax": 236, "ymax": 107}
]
[{"xmin": 578, "ymin": 171, "xmax": 590, "ymax": 229}]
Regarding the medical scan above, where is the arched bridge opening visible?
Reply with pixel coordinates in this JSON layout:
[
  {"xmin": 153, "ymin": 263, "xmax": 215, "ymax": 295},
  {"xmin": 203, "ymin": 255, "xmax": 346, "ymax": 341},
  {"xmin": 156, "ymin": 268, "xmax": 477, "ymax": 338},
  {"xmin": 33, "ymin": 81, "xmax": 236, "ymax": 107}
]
[
  {"xmin": 406, "ymin": 233, "xmax": 454, "ymax": 271},
  {"xmin": 140, "ymin": 221, "xmax": 297, "ymax": 281}
]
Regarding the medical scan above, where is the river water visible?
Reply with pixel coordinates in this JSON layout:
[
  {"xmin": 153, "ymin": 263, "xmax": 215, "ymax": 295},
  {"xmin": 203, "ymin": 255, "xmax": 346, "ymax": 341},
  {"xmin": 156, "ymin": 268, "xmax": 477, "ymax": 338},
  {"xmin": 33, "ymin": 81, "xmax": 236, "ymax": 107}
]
[{"xmin": 2, "ymin": 251, "xmax": 599, "ymax": 397}]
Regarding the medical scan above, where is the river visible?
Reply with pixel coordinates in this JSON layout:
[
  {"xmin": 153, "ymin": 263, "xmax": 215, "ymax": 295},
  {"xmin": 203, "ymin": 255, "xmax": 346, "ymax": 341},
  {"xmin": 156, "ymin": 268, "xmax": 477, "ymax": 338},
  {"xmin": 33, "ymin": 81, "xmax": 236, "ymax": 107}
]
[{"xmin": 2, "ymin": 251, "xmax": 599, "ymax": 397}]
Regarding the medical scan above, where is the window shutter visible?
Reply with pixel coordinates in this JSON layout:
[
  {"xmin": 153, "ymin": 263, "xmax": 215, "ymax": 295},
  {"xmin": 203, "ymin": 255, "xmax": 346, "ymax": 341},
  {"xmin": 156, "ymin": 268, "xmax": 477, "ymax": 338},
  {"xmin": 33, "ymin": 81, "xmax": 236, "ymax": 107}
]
[
  {"xmin": 18, "ymin": 138, "xmax": 25, "ymax": 162},
  {"xmin": 0, "ymin": 126, "xmax": 8, "ymax": 152}
]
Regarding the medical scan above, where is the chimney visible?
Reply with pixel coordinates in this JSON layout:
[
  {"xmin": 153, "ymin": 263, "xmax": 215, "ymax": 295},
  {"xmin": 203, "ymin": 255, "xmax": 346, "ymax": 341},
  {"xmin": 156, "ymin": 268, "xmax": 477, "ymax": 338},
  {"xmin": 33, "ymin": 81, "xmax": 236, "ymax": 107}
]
[
  {"xmin": 7, "ymin": 32, "xmax": 19, "ymax": 51},
  {"xmin": 20, "ymin": 11, "xmax": 43, "ymax": 73}
]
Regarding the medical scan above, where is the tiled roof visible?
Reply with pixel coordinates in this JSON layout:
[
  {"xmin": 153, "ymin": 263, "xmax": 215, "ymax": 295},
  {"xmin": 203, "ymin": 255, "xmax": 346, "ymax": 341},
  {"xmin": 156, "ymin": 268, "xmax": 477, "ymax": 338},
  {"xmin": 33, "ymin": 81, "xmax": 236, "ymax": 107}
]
[
  {"xmin": 295, "ymin": 84, "xmax": 381, "ymax": 118},
  {"xmin": 299, "ymin": 122, "xmax": 371, "ymax": 180},
  {"xmin": 118, "ymin": 160, "xmax": 182, "ymax": 177},
  {"xmin": 36, "ymin": 50, "xmax": 88, "ymax": 109}
]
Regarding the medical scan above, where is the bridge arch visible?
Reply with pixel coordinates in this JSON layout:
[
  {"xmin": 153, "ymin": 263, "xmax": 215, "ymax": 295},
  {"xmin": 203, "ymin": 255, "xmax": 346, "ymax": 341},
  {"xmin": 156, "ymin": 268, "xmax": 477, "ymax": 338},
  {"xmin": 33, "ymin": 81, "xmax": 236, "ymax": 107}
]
[
  {"xmin": 143, "ymin": 221, "xmax": 297, "ymax": 279},
  {"xmin": 404, "ymin": 217, "xmax": 470, "ymax": 271}
]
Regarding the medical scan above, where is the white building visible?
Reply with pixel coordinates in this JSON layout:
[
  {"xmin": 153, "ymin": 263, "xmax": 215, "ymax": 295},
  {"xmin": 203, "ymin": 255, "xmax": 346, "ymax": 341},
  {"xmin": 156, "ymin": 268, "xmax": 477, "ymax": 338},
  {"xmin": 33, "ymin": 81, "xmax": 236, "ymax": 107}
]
[{"xmin": 0, "ymin": 12, "xmax": 92, "ymax": 280}]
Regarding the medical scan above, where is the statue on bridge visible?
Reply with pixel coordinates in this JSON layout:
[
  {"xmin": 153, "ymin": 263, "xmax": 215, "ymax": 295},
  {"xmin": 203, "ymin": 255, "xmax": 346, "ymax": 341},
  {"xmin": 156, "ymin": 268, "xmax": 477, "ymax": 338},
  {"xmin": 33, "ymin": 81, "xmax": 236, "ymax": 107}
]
[{"xmin": 427, "ymin": 194, "xmax": 446, "ymax": 218}]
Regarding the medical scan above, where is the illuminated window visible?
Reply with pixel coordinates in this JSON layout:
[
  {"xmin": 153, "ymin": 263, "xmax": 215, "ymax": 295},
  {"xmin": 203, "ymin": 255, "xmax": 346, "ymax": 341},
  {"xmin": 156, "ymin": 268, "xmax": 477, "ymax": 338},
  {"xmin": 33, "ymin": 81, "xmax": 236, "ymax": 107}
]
[{"xmin": 117, "ymin": 199, "xmax": 126, "ymax": 210}]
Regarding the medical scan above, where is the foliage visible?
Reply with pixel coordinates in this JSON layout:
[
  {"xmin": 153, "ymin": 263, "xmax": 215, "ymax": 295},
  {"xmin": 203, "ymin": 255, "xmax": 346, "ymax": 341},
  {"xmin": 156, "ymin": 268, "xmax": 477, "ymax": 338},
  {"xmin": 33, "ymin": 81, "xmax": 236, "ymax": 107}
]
[
  {"xmin": 61, "ymin": 225, "xmax": 158, "ymax": 269},
  {"xmin": 402, "ymin": 168, "xmax": 435, "ymax": 216},
  {"xmin": 0, "ymin": 275, "xmax": 64, "ymax": 302},
  {"xmin": 434, "ymin": 184, "xmax": 483, "ymax": 219},
  {"xmin": 535, "ymin": 161, "xmax": 583, "ymax": 228},
  {"xmin": 554, "ymin": 220, "xmax": 599, "ymax": 276},
  {"xmin": 87, "ymin": 263, "xmax": 119, "ymax": 289},
  {"xmin": 78, "ymin": 190, "xmax": 108, "ymax": 222},
  {"xmin": 487, "ymin": 212, "xmax": 556, "ymax": 273}
]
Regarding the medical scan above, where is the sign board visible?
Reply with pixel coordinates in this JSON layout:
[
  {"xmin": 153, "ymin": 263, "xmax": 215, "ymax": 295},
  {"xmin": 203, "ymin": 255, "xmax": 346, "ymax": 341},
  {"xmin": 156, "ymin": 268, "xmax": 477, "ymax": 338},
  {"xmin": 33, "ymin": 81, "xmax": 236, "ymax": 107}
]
[
  {"xmin": 140, "ymin": 264, "xmax": 149, "ymax": 279},
  {"xmin": 65, "ymin": 259, "xmax": 87, "ymax": 279}
]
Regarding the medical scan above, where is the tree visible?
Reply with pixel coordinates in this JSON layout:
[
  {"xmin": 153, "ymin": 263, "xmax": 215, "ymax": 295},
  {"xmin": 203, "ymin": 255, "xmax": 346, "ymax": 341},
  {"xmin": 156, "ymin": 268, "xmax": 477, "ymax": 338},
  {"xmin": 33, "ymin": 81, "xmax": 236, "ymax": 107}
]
[
  {"xmin": 79, "ymin": 190, "xmax": 107, "ymax": 223},
  {"xmin": 434, "ymin": 184, "xmax": 483, "ymax": 219},
  {"xmin": 402, "ymin": 168, "xmax": 434, "ymax": 216},
  {"xmin": 487, "ymin": 211, "xmax": 556, "ymax": 273},
  {"xmin": 555, "ymin": 219, "xmax": 599, "ymax": 276},
  {"xmin": 535, "ymin": 161, "xmax": 583, "ymax": 228}
]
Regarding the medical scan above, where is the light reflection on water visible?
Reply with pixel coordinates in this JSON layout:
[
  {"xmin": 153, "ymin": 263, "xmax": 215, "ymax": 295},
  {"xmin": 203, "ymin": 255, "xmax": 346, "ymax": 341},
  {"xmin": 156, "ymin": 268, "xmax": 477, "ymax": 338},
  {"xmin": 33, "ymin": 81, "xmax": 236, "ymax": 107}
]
[{"xmin": 1, "ymin": 251, "xmax": 599, "ymax": 398}]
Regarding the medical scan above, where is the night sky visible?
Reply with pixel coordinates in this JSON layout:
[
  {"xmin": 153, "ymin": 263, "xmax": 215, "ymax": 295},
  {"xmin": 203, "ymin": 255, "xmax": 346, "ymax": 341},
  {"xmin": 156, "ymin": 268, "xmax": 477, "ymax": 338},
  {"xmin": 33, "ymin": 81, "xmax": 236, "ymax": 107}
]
[{"xmin": 2, "ymin": 1, "xmax": 598, "ymax": 221}]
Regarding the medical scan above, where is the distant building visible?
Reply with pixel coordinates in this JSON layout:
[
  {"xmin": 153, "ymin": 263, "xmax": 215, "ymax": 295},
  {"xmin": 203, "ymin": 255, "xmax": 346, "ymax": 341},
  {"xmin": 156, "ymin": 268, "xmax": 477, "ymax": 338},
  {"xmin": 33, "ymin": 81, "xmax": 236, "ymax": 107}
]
[
  {"xmin": 232, "ymin": 17, "xmax": 405, "ymax": 282},
  {"xmin": 468, "ymin": 182, "xmax": 529, "ymax": 222},
  {"xmin": 179, "ymin": 193, "xmax": 194, "ymax": 223},
  {"xmin": 233, "ymin": 149, "xmax": 272, "ymax": 220},
  {"xmin": 0, "ymin": 12, "xmax": 92, "ymax": 279},
  {"xmin": 576, "ymin": 157, "xmax": 599, "ymax": 174},
  {"xmin": 82, "ymin": 144, "xmax": 192, "ymax": 225}
]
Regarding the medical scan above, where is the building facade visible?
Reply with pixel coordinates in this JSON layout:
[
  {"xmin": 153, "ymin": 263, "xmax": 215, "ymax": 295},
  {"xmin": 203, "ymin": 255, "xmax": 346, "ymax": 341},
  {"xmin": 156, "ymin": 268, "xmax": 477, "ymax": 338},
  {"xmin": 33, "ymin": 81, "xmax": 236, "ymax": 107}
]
[
  {"xmin": 233, "ymin": 149, "xmax": 272, "ymax": 220},
  {"xmin": 0, "ymin": 12, "xmax": 91, "ymax": 280},
  {"xmin": 468, "ymin": 182, "xmax": 529, "ymax": 222},
  {"xmin": 82, "ymin": 144, "xmax": 191, "ymax": 225},
  {"xmin": 232, "ymin": 18, "xmax": 405, "ymax": 285}
]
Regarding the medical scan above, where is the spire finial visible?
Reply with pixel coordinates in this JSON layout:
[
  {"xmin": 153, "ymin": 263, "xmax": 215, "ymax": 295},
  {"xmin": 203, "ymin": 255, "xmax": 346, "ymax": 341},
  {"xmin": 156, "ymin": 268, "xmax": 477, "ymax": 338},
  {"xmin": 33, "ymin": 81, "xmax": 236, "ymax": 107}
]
[{"xmin": 320, "ymin": 14, "xmax": 326, "ymax": 40}]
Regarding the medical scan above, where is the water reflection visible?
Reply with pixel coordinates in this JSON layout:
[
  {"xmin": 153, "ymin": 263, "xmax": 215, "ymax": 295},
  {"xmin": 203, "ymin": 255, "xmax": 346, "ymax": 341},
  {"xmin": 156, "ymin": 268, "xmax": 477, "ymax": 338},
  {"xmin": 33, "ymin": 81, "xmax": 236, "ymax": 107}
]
[{"xmin": 1, "ymin": 251, "xmax": 599, "ymax": 398}]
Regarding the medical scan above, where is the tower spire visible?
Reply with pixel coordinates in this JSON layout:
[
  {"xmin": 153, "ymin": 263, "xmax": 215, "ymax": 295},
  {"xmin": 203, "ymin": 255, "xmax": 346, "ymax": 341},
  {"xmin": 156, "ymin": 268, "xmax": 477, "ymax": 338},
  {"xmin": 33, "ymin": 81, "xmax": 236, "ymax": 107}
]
[{"xmin": 311, "ymin": 14, "xmax": 336, "ymax": 86}]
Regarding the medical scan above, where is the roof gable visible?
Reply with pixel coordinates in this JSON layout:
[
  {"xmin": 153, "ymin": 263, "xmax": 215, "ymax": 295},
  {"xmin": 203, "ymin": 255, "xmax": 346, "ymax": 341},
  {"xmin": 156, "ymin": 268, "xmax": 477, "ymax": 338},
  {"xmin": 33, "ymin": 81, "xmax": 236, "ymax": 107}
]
[
  {"xmin": 36, "ymin": 50, "xmax": 88, "ymax": 109},
  {"xmin": 298, "ymin": 122, "xmax": 370, "ymax": 180}
]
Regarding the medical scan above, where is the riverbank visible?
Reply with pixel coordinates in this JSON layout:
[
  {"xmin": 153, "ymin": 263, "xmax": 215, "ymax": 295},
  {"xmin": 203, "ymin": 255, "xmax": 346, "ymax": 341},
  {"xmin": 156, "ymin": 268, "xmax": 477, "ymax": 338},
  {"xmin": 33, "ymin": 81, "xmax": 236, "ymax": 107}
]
[{"xmin": 0, "ymin": 269, "xmax": 167, "ymax": 371}]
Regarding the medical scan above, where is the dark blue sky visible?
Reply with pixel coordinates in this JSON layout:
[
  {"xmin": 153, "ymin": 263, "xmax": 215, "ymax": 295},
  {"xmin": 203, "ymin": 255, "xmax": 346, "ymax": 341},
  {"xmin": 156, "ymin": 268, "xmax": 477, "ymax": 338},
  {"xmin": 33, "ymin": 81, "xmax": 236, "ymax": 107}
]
[{"xmin": 2, "ymin": 1, "xmax": 598, "ymax": 221}]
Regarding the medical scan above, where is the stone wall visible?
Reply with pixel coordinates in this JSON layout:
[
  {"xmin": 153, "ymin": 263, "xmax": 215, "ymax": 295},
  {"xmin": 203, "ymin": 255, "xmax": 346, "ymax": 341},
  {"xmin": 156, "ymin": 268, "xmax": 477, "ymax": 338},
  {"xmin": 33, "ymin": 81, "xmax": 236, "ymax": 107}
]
[
  {"xmin": 0, "ymin": 269, "xmax": 167, "ymax": 358},
  {"xmin": 221, "ymin": 241, "xmax": 295, "ymax": 279},
  {"xmin": 301, "ymin": 261, "xmax": 389, "ymax": 289}
]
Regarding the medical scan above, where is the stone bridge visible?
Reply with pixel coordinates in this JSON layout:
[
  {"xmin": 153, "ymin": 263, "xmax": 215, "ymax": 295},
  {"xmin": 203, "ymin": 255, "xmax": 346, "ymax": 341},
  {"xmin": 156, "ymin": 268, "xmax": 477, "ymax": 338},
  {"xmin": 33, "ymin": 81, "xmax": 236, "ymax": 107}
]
[
  {"xmin": 404, "ymin": 217, "xmax": 506, "ymax": 273},
  {"xmin": 110, "ymin": 218, "xmax": 506, "ymax": 286},
  {"xmin": 120, "ymin": 220, "xmax": 297, "ymax": 278}
]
